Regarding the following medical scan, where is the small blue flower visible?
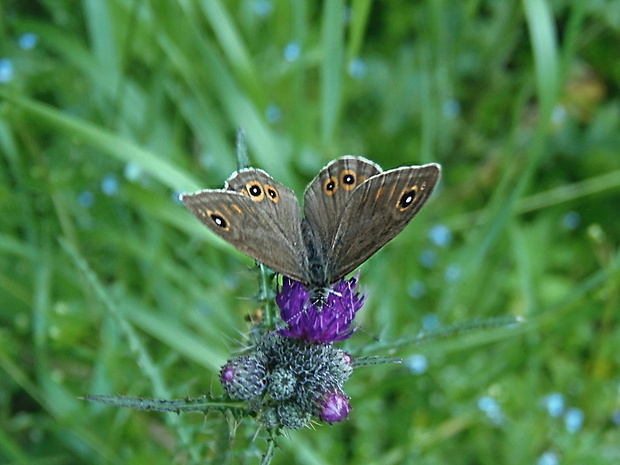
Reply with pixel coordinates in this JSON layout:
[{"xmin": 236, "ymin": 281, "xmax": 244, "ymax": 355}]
[
  {"xmin": 78, "ymin": 191, "xmax": 95, "ymax": 208},
  {"xmin": 406, "ymin": 354, "xmax": 428, "ymax": 374},
  {"xmin": 429, "ymin": 224, "xmax": 452, "ymax": 247},
  {"xmin": 421, "ymin": 313, "xmax": 440, "ymax": 331},
  {"xmin": 562, "ymin": 211, "xmax": 580, "ymax": 230},
  {"xmin": 283, "ymin": 41, "xmax": 301, "ymax": 62},
  {"xmin": 419, "ymin": 248, "xmax": 437, "ymax": 268},
  {"xmin": 442, "ymin": 98, "xmax": 461, "ymax": 118},
  {"xmin": 444, "ymin": 263, "xmax": 461, "ymax": 282},
  {"xmin": 564, "ymin": 407, "xmax": 584, "ymax": 433},
  {"xmin": 348, "ymin": 58, "xmax": 367, "ymax": 79},
  {"xmin": 0, "ymin": 58, "xmax": 14, "ymax": 83},
  {"xmin": 252, "ymin": 0, "xmax": 273, "ymax": 17},
  {"xmin": 408, "ymin": 280, "xmax": 426, "ymax": 299},
  {"xmin": 537, "ymin": 451, "xmax": 560, "ymax": 465},
  {"xmin": 542, "ymin": 392, "xmax": 564, "ymax": 418},
  {"xmin": 101, "ymin": 173, "xmax": 119, "ymax": 196},
  {"xmin": 124, "ymin": 162, "xmax": 142, "ymax": 181},
  {"xmin": 275, "ymin": 275, "xmax": 365, "ymax": 343},
  {"xmin": 19, "ymin": 33, "xmax": 38, "ymax": 50},
  {"xmin": 478, "ymin": 396, "xmax": 504, "ymax": 425}
]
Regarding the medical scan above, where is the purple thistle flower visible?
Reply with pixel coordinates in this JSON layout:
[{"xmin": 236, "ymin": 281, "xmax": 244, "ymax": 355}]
[
  {"xmin": 275, "ymin": 275, "xmax": 366, "ymax": 343},
  {"xmin": 319, "ymin": 391, "xmax": 351, "ymax": 423}
]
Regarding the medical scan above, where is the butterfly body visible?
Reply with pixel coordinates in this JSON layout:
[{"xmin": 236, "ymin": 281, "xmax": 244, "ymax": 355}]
[{"xmin": 181, "ymin": 156, "xmax": 441, "ymax": 288}]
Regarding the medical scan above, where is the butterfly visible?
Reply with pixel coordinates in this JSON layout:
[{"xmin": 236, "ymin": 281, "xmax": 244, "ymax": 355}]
[{"xmin": 181, "ymin": 156, "xmax": 441, "ymax": 289}]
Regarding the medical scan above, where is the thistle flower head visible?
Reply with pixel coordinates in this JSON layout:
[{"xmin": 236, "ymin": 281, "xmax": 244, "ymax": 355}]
[
  {"xmin": 218, "ymin": 333, "xmax": 356, "ymax": 429},
  {"xmin": 277, "ymin": 402, "xmax": 312, "ymax": 430},
  {"xmin": 275, "ymin": 275, "xmax": 366, "ymax": 343},
  {"xmin": 319, "ymin": 391, "xmax": 351, "ymax": 423},
  {"xmin": 267, "ymin": 367, "xmax": 297, "ymax": 401},
  {"xmin": 217, "ymin": 276, "xmax": 367, "ymax": 429},
  {"xmin": 220, "ymin": 354, "xmax": 267, "ymax": 400}
]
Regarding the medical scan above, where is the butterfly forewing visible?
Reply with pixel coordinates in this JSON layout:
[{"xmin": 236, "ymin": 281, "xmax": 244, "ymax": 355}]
[
  {"xmin": 303, "ymin": 157, "xmax": 382, "ymax": 256},
  {"xmin": 181, "ymin": 171, "xmax": 309, "ymax": 283},
  {"xmin": 325, "ymin": 163, "xmax": 441, "ymax": 282}
]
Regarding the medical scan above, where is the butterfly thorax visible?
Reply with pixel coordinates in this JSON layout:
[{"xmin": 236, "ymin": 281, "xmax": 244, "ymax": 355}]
[{"xmin": 301, "ymin": 219, "xmax": 333, "ymax": 289}]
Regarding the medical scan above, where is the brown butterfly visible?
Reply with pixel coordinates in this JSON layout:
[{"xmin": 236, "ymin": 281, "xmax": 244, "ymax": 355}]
[{"xmin": 181, "ymin": 157, "xmax": 441, "ymax": 288}]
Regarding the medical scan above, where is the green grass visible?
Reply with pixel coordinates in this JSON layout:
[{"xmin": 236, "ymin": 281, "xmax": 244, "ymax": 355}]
[{"xmin": 1, "ymin": 0, "xmax": 619, "ymax": 464}]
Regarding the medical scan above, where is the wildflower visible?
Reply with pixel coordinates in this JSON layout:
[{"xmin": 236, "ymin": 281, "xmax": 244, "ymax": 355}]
[
  {"xmin": 257, "ymin": 334, "xmax": 354, "ymax": 412},
  {"xmin": 276, "ymin": 275, "xmax": 365, "ymax": 343},
  {"xmin": 19, "ymin": 33, "xmax": 38, "ymax": 50},
  {"xmin": 0, "ymin": 58, "xmax": 13, "ymax": 83},
  {"xmin": 220, "ymin": 354, "xmax": 267, "ymax": 400},
  {"xmin": 277, "ymin": 402, "xmax": 311, "ymax": 430},
  {"xmin": 319, "ymin": 391, "xmax": 351, "ymax": 423},
  {"xmin": 283, "ymin": 41, "xmax": 301, "ymax": 62},
  {"xmin": 429, "ymin": 223, "xmax": 452, "ymax": 247},
  {"xmin": 564, "ymin": 407, "xmax": 584, "ymax": 433},
  {"xmin": 267, "ymin": 367, "xmax": 297, "ymax": 401},
  {"xmin": 218, "ymin": 332, "xmax": 356, "ymax": 429},
  {"xmin": 258, "ymin": 407, "xmax": 279, "ymax": 429}
]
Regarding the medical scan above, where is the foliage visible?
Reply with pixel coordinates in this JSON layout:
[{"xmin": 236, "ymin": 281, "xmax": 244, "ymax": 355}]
[{"xmin": 1, "ymin": 0, "xmax": 619, "ymax": 464}]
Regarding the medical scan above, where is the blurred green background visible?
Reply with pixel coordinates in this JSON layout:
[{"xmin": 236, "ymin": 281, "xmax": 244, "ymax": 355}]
[{"xmin": 1, "ymin": 0, "xmax": 619, "ymax": 464}]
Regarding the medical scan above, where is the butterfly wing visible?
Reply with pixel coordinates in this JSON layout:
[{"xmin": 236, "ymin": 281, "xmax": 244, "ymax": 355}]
[
  {"xmin": 325, "ymin": 163, "xmax": 441, "ymax": 282},
  {"xmin": 181, "ymin": 169, "xmax": 309, "ymax": 283},
  {"xmin": 302, "ymin": 156, "xmax": 383, "ymax": 286},
  {"xmin": 303, "ymin": 157, "xmax": 382, "ymax": 242}
]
